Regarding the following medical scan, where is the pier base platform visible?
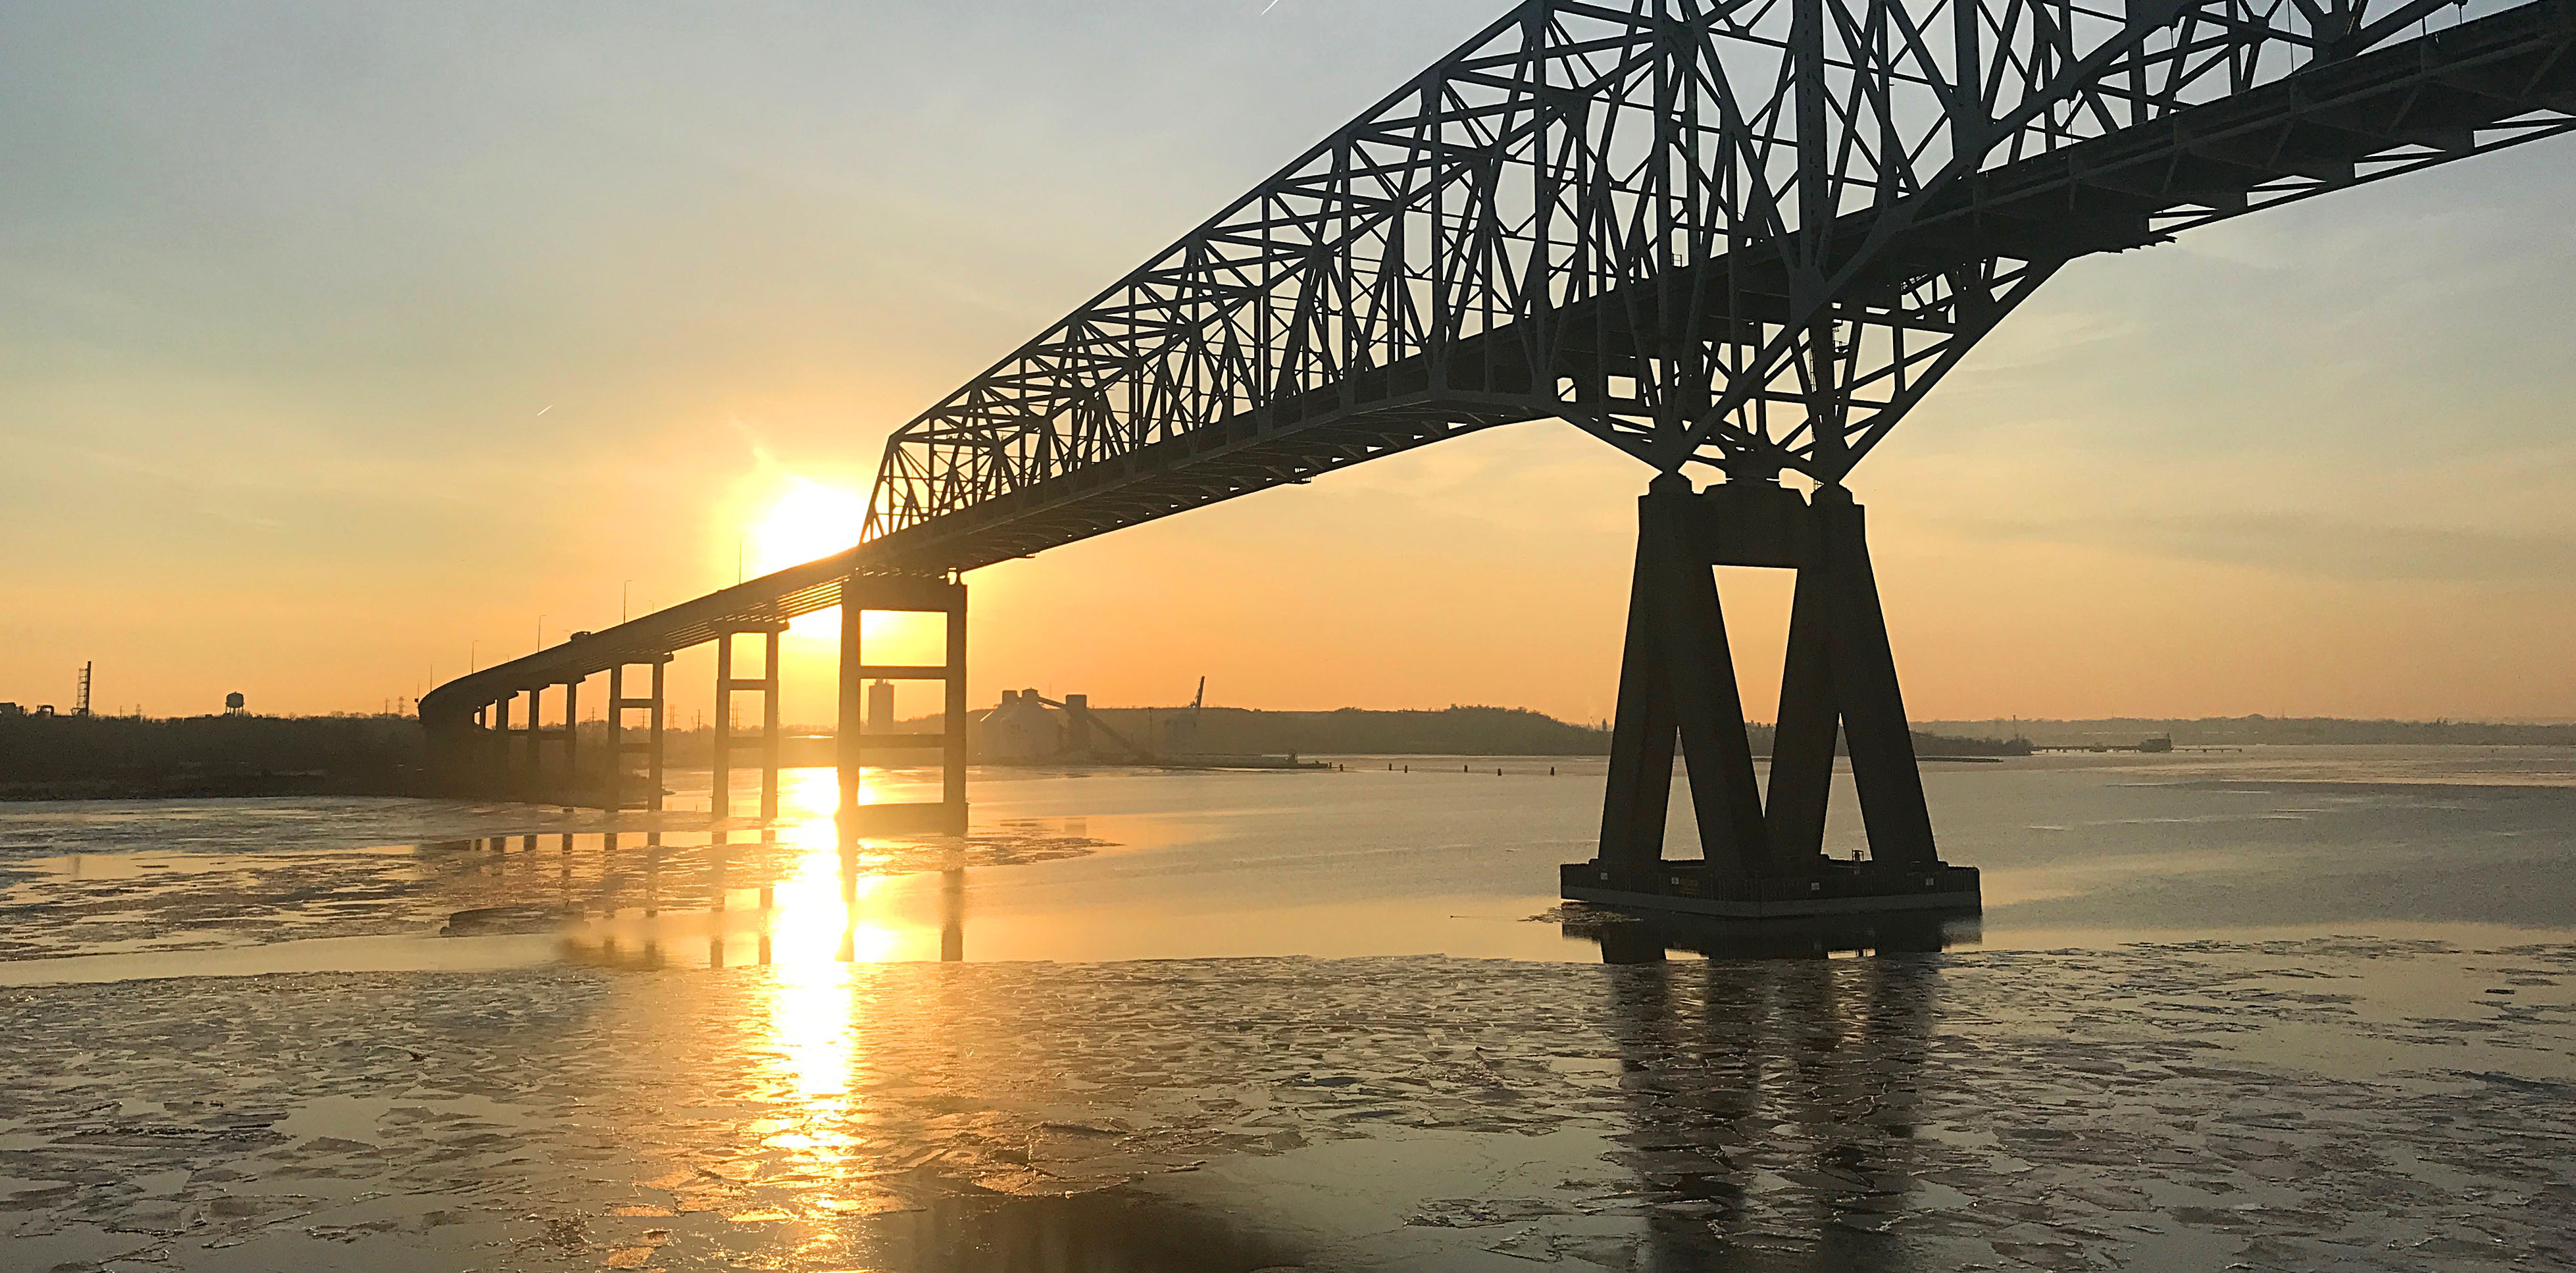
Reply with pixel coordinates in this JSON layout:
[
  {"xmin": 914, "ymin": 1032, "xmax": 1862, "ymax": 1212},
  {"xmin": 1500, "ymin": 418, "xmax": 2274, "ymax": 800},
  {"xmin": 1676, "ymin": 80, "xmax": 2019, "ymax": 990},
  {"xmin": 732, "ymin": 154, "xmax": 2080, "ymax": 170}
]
[
  {"xmin": 1557, "ymin": 904, "xmax": 1981, "ymax": 962},
  {"xmin": 1560, "ymin": 858, "xmax": 1981, "ymax": 920}
]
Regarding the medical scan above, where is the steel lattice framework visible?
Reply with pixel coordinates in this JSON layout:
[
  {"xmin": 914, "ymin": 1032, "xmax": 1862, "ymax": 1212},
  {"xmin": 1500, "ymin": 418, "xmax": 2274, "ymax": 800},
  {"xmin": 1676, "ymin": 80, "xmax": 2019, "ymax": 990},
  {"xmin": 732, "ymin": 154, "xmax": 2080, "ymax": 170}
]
[
  {"xmin": 861, "ymin": 0, "xmax": 2576, "ymax": 571},
  {"xmin": 425, "ymin": 0, "xmax": 2574, "ymax": 725}
]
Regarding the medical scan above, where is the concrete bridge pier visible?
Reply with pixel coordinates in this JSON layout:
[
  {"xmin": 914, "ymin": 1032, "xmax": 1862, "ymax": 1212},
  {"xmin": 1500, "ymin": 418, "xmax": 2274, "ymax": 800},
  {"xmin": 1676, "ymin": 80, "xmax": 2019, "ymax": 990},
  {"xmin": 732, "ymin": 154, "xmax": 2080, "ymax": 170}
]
[
  {"xmin": 546, "ymin": 677, "xmax": 580, "ymax": 806},
  {"xmin": 711, "ymin": 623, "xmax": 788, "ymax": 822},
  {"xmin": 477, "ymin": 696, "xmax": 512, "ymax": 793},
  {"xmin": 1567, "ymin": 477, "xmax": 1979, "ymax": 920},
  {"xmin": 836, "ymin": 572, "xmax": 967, "ymax": 836},
  {"xmin": 605, "ymin": 656, "xmax": 670, "ymax": 814},
  {"xmin": 515, "ymin": 687, "xmax": 542, "ymax": 799},
  {"xmin": 521, "ymin": 682, "xmax": 565, "ymax": 804}
]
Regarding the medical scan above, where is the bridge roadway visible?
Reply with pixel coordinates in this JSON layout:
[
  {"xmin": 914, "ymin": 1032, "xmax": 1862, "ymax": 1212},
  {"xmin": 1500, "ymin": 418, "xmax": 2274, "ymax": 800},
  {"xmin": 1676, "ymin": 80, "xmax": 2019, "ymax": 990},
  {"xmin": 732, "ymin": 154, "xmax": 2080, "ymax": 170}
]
[{"xmin": 422, "ymin": 0, "xmax": 2576, "ymax": 866}]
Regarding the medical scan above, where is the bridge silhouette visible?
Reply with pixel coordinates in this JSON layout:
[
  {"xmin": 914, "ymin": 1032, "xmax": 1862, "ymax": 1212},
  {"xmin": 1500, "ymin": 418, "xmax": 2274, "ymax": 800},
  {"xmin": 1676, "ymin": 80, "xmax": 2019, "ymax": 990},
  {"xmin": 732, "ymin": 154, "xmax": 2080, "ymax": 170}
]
[{"xmin": 422, "ymin": 0, "xmax": 2576, "ymax": 918}]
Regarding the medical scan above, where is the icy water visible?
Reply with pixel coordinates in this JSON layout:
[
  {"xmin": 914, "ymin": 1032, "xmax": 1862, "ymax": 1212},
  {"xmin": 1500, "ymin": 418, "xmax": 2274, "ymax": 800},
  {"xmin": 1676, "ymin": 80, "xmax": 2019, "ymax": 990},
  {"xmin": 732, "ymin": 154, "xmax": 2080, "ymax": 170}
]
[{"xmin": 3, "ymin": 747, "xmax": 2573, "ymax": 1269}]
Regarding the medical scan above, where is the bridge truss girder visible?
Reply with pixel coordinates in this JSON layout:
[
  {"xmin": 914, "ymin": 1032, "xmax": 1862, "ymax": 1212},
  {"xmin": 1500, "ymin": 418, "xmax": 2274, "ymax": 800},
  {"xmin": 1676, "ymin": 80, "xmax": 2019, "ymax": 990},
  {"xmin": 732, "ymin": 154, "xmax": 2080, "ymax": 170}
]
[{"xmin": 864, "ymin": 0, "xmax": 2576, "ymax": 573}]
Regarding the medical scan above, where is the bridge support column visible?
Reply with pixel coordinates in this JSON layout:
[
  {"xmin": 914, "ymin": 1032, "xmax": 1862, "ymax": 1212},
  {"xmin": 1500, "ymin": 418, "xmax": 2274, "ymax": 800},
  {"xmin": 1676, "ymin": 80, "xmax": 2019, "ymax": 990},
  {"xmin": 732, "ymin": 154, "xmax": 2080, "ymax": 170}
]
[
  {"xmin": 526, "ymin": 682, "xmax": 573, "ymax": 805},
  {"xmin": 836, "ymin": 572, "xmax": 968, "ymax": 837},
  {"xmin": 559, "ymin": 677, "xmax": 580, "ymax": 806},
  {"xmin": 713, "ymin": 639, "xmax": 731, "ymax": 817},
  {"xmin": 712, "ymin": 622, "xmax": 788, "ymax": 823},
  {"xmin": 607, "ymin": 657, "xmax": 670, "ymax": 814},
  {"xmin": 517, "ymin": 688, "xmax": 542, "ymax": 800},
  {"xmin": 1567, "ymin": 477, "xmax": 1977, "ymax": 920},
  {"xmin": 760, "ymin": 631, "xmax": 782, "ymax": 823},
  {"xmin": 485, "ymin": 696, "xmax": 513, "ymax": 794}
]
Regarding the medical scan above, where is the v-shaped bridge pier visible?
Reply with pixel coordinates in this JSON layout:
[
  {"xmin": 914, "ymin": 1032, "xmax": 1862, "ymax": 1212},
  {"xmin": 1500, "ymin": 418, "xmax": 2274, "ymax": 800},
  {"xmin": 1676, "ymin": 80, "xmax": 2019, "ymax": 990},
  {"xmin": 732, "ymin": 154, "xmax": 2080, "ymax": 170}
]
[{"xmin": 1567, "ymin": 477, "xmax": 1980, "ymax": 918}]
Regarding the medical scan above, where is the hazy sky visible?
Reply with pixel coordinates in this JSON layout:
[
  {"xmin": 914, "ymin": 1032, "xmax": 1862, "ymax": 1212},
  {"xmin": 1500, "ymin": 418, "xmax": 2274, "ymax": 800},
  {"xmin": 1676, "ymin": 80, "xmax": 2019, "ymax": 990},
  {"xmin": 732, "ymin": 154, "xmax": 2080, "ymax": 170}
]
[{"xmin": 6, "ymin": 1, "xmax": 2575, "ymax": 725}]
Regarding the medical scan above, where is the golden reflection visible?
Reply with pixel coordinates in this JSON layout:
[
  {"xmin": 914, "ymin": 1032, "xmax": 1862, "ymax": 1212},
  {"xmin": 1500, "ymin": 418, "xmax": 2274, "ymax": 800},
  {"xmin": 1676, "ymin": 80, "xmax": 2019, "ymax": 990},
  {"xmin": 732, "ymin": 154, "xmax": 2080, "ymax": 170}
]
[
  {"xmin": 772, "ymin": 769, "xmax": 903, "ymax": 969},
  {"xmin": 742, "ymin": 774, "xmax": 928, "ymax": 1212},
  {"xmin": 559, "ymin": 767, "xmax": 949, "ymax": 972}
]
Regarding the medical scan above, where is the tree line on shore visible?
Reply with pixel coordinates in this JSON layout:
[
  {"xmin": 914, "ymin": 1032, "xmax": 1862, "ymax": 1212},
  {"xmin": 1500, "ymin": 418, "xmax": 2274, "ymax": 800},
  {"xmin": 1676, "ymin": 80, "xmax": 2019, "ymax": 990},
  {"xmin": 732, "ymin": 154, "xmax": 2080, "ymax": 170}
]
[{"xmin": 4, "ymin": 706, "xmax": 2567, "ymax": 800}]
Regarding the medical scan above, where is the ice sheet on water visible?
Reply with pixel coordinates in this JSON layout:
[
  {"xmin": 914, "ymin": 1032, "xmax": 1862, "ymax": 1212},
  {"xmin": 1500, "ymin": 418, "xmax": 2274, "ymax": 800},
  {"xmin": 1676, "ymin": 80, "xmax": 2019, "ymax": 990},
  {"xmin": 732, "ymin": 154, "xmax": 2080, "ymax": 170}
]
[
  {"xmin": 0, "ymin": 939, "xmax": 2569, "ymax": 1270},
  {"xmin": 0, "ymin": 812, "xmax": 1107, "ymax": 964}
]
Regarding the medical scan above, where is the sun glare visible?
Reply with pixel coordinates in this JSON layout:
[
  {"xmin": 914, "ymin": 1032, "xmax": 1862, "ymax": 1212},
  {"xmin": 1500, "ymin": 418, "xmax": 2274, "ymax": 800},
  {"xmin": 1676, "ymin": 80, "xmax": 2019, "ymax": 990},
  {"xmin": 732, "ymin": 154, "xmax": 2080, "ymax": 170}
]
[{"xmin": 748, "ymin": 477, "xmax": 868, "ymax": 577}]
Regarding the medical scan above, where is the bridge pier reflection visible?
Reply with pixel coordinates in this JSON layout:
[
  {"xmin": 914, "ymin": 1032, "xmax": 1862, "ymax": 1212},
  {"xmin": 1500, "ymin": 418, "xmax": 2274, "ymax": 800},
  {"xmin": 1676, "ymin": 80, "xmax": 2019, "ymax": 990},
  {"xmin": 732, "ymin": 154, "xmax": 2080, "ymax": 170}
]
[{"xmin": 1600, "ymin": 951, "xmax": 1944, "ymax": 1269}]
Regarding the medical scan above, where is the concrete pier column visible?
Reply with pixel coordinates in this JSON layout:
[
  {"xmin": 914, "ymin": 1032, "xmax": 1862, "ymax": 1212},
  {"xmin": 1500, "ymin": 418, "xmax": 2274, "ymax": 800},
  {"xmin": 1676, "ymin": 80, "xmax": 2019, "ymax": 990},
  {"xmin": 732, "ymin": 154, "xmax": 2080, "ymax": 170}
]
[
  {"xmin": 838, "ymin": 594, "xmax": 864, "ymax": 816},
  {"xmin": 1596, "ymin": 476, "xmax": 1769, "ymax": 887},
  {"xmin": 835, "ymin": 572, "xmax": 969, "ymax": 836},
  {"xmin": 760, "ymin": 629, "xmax": 782, "ymax": 823},
  {"xmin": 1590, "ymin": 477, "xmax": 1935, "ymax": 881},
  {"xmin": 647, "ymin": 658, "xmax": 667, "ymax": 812},
  {"xmin": 605, "ymin": 657, "xmax": 671, "ymax": 814},
  {"xmin": 713, "ymin": 636, "xmax": 734, "ymax": 819},
  {"xmin": 606, "ymin": 666, "xmax": 625, "ymax": 812},
  {"xmin": 561, "ymin": 677, "xmax": 580, "ymax": 805},
  {"xmin": 1596, "ymin": 504, "xmax": 1682, "ymax": 887},
  {"xmin": 1809, "ymin": 487, "xmax": 1935, "ymax": 864},
  {"xmin": 489, "ymin": 695, "xmax": 514, "ymax": 794},
  {"xmin": 713, "ymin": 623, "xmax": 788, "ymax": 823},
  {"xmin": 518, "ymin": 688, "xmax": 542, "ymax": 798},
  {"xmin": 942, "ymin": 587, "xmax": 967, "ymax": 817}
]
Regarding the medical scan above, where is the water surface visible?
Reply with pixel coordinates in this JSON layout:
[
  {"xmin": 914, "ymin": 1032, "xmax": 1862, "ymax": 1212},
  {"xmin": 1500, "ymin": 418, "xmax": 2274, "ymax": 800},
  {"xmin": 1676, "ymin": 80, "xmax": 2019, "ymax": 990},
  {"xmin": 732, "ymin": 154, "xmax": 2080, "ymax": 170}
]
[
  {"xmin": 5, "ymin": 746, "xmax": 2573, "ymax": 977},
  {"xmin": 3, "ymin": 748, "xmax": 2571, "ymax": 1270}
]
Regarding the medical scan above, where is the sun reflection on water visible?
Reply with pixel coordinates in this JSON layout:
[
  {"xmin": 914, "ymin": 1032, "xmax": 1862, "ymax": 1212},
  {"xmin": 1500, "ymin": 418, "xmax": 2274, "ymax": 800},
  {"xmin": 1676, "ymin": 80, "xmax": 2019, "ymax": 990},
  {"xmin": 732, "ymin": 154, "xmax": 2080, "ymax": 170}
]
[
  {"xmin": 557, "ymin": 764, "xmax": 971, "ymax": 977},
  {"xmin": 744, "ymin": 768, "xmax": 919, "ymax": 1208}
]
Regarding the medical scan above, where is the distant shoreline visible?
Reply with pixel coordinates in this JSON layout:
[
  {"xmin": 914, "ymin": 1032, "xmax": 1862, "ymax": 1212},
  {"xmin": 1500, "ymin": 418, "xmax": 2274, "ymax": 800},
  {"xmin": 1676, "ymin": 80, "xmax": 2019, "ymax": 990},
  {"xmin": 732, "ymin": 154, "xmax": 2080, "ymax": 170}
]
[
  {"xmin": 5, "ymin": 708, "xmax": 2571, "ymax": 802},
  {"xmin": 1915, "ymin": 716, "xmax": 2576, "ymax": 748}
]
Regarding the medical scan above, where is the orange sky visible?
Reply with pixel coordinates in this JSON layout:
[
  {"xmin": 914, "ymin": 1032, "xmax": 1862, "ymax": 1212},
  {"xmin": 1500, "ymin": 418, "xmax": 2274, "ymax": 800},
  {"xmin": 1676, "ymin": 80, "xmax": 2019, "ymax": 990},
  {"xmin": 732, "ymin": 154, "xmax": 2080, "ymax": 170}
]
[{"xmin": 6, "ymin": 3, "xmax": 2575, "ymax": 726}]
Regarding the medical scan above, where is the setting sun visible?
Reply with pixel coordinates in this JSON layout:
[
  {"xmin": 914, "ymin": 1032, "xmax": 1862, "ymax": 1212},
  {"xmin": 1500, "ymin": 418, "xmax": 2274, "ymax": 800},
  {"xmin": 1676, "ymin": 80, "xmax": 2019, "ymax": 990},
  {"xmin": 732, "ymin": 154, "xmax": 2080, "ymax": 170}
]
[{"xmin": 747, "ymin": 475, "xmax": 869, "ymax": 577}]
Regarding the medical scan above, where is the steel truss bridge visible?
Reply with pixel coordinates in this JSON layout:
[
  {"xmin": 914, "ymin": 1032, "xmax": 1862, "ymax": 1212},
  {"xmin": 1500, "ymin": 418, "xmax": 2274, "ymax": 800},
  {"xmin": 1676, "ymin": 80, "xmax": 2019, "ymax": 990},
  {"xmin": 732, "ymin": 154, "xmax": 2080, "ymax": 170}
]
[{"xmin": 424, "ymin": 0, "xmax": 2576, "ymax": 895}]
